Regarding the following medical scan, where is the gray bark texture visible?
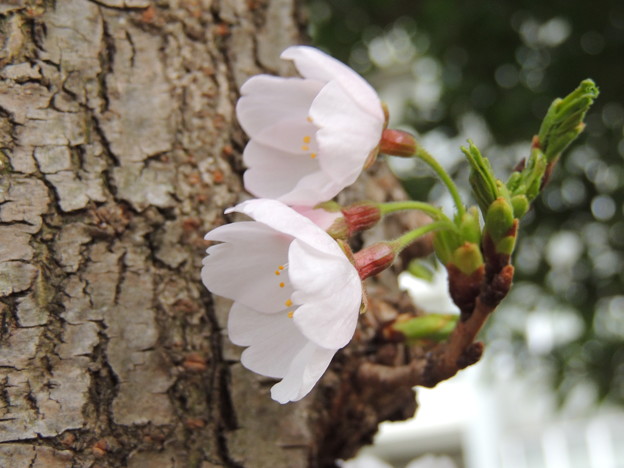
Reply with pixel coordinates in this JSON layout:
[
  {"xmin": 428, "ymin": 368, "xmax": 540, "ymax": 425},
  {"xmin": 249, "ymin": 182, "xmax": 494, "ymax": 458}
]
[{"xmin": 0, "ymin": 1, "xmax": 424, "ymax": 466}]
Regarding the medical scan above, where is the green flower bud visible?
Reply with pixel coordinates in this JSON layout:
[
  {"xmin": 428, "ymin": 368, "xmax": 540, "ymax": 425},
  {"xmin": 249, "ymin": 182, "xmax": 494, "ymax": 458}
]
[
  {"xmin": 495, "ymin": 234, "xmax": 517, "ymax": 257},
  {"xmin": 511, "ymin": 194, "xmax": 530, "ymax": 219},
  {"xmin": 433, "ymin": 229, "xmax": 458, "ymax": 265},
  {"xmin": 451, "ymin": 242, "xmax": 484, "ymax": 276},
  {"xmin": 459, "ymin": 206, "xmax": 482, "ymax": 245},
  {"xmin": 463, "ymin": 141, "xmax": 499, "ymax": 214},
  {"xmin": 537, "ymin": 79, "xmax": 599, "ymax": 162},
  {"xmin": 485, "ymin": 197, "xmax": 515, "ymax": 244},
  {"xmin": 506, "ymin": 171, "xmax": 523, "ymax": 194}
]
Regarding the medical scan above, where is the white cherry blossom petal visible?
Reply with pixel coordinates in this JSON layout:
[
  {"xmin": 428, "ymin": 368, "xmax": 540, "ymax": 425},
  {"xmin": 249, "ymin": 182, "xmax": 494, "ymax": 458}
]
[
  {"xmin": 311, "ymin": 82, "xmax": 384, "ymax": 184},
  {"xmin": 281, "ymin": 46, "xmax": 383, "ymax": 119},
  {"xmin": 202, "ymin": 222, "xmax": 294, "ymax": 313},
  {"xmin": 289, "ymin": 240, "xmax": 362, "ymax": 349},
  {"xmin": 243, "ymin": 140, "xmax": 321, "ymax": 200},
  {"xmin": 270, "ymin": 342, "xmax": 337, "ymax": 404},
  {"xmin": 237, "ymin": 75, "xmax": 323, "ymax": 136},
  {"xmin": 228, "ymin": 302, "xmax": 306, "ymax": 378},
  {"xmin": 291, "ymin": 205, "xmax": 342, "ymax": 231},
  {"xmin": 227, "ymin": 199, "xmax": 345, "ymax": 256},
  {"xmin": 228, "ymin": 303, "xmax": 337, "ymax": 403},
  {"xmin": 279, "ymin": 171, "xmax": 346, "ymax": 206},
  {"xmin": 250, "ymin": 119, "xmax": 319, "ymax": 154}
]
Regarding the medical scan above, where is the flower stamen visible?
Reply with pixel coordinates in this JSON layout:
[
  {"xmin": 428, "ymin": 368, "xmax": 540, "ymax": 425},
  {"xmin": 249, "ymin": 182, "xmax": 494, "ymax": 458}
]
[{"xmin": 285, "ymin": 299, "xmax": 293, "ymax": 307}]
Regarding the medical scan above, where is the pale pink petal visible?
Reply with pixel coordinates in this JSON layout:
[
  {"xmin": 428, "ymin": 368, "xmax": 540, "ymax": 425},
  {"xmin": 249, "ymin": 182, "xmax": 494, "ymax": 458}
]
[
  {"xmin": 270, "ymin": 342, "xmax": 337, "ymax": 403},
  {"xmin": 281, "ymin": 46, "xmax": 354, "ymax": 83},
  {"xmin": 243, "ymin": 138, "xmax": 344, "ymax": 204},
  {"xmin": 280, "ymin": 170, "xmax": 346, "ymax": 205},
  {"xmin": 291, "ymin": 205, "xmax": 342, "ymax": 230},
  {"xmin": 237, "ymin": 75, "xmax": 323, "ymax": 136},
  {"xmin": 252, "ymin": 120, "xmax": 319, "ymax": 155},
  {"xmin": 281, "ymin": 46, "xmax": 383, "ymax": 119},
  {"xmin": 228, "ymin": 302, "xmax": 338, "ymax": 404},
  {"xmin": 311, "ymin": 81, "xmax": 384, "ymax": 183},
  {"xmin": 228, "ymin": 199, "xmax": 346, "ymax": 258},
  {"xmin": 243, "ymin": 139, "xmax": 321, "ymax": 200},
  {"xmin": 202, "ymin": 222, "xmax": 294, "ymax": 313},
  {"xmin": 228, "ymin": 302, "xmax": 305, "ymax": 378},
  {"xmin": 310, "ymin": 80, "xmax": 382, "ymax": 134},
  {"xmin": 288, "ymin": 240, "xmax": 362, "ymax": 349}
]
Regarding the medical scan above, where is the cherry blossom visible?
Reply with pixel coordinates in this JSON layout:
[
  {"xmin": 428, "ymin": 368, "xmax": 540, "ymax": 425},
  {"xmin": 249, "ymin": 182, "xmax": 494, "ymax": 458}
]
[
  {"xmin": 201, "ymin": 199, "xmax": 362, "ymax": 403},
  {"xmin": 236, "ymin": 46, "xmax": 386, "ymax": 205}
]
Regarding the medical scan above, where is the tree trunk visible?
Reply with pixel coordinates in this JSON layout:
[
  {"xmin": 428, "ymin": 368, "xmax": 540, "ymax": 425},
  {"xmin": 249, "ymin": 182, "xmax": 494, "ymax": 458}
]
[{"xmin": 0, "ymin": 2, "xmax": 421, "ymax": 466}]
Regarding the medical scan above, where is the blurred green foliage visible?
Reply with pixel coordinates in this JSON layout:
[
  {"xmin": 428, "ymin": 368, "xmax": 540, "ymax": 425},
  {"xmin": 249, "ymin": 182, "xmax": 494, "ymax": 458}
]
[{"xmin": 309, "ymin": 0, "xmax": 624, "ymax": 405}]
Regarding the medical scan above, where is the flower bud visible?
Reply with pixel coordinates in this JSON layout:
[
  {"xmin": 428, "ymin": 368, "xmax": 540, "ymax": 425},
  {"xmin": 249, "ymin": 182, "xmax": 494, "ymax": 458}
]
[
  {"xmin": 379, "ymin": 129, "xmax": 418, "ymax": 157},
  {"xmin": 433, "ymin": 229, "xmax": 459, "ymax": 265},
  {"xmin": 451, "ymin": 242, "xmax": 484, "ymax": 276},
  {"xmin": 353, "ymin": 242, "xmax": 396, "ymax": 280},
  {"xmin": 537, "ymin": 79, "xmax": 598, "ymax": 162},
  {"xmin": 342, "ymin": 202, "xmax": 382, "ymax": 235},
  {"xmin": 483, "ymin": 197, "xmax": 519, "ymax": 263},
  {"xmin": 463, "ymin": 141, "xmax": 499, "ymax": 215},
  {"xmin": 459, "ymin": 206, "xmax": 482, "ymax": 246},
  {"xmin": 326, "ymin": 202, "xmax": 382, "ymax": 239},
  {"xmin": 485, "ymin": 197, "xmax": 515, "ymax": 245},
  {"xmin": 511, "ymin": 194, "xmax": 530, "ymax": 219}
]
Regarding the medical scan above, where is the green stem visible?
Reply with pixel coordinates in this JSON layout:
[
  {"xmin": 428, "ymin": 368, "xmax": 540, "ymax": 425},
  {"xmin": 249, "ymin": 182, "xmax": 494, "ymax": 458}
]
[
  {"xmin": 378, "ymin": 200, "xmax": 449, "ymax": 221},
  {"xmin": 391, "ymin": 220, "xmax": 455, "ymax": 253},
  {"xmin": 413, "ymin": 147, "xmax": 465, "ymax": 219}
]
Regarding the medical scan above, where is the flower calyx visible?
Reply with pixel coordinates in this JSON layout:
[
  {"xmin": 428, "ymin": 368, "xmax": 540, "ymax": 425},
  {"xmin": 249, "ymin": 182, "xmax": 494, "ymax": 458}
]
[
  {"xmin": 353, "ymin": 242, "xmax": 396, "ymax": 280},
  {"xmin": 325, "ymin": 201, "xmax": 382, "ymax": 239},
  {"xmin": 379, "ymin": 128, "xmax": 418, "ymax": 157}
]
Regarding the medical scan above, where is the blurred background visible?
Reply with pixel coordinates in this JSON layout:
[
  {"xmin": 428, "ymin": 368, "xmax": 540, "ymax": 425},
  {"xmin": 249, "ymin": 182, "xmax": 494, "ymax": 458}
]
[{"xmin": 306, "ymin": 1, "xmax": 624, "ymax": 467}]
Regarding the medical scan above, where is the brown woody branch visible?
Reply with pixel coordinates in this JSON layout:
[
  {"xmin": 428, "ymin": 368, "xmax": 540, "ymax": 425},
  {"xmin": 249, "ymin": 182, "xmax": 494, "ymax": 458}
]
[{"xmin": 358, "ymin": 261, "xmax": 514, "ymax": 390}]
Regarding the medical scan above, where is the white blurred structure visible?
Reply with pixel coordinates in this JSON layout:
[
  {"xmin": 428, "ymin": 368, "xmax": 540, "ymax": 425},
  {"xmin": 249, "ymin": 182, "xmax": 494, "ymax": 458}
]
[{"xmin": 349, "ymin": 362, "xmax": 624, "ymax": 468}]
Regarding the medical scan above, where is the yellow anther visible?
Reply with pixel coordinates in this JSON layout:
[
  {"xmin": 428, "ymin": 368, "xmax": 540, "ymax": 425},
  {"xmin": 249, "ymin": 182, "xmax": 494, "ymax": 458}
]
[
  {"xmin": 303, "ymin": 135, "xmax": 311, "ymax": 144},
  {"xmin": 288, "ymin": 311, "xmax": 294, "ymax": 319},
  {"xmin": 279, "ymin": 282, "xmax": 285, "ymax": 288},
  {"xmin": 275, "ymin": 270, "xmax": 281, "ymax": 276},
  {"xmin": 306, "ymin": 116, "xmax": 313, "ymax": 123},
  {"xmin": 301, "ymin": 145, "xmax": 309, "ymax": 151},
  {"xmin": 278, "ymin": 265, "xmax": 285, "ymax": 270},
  {"xmin": 285, "ymin": 299, "xmax": 293, "ymax": 307},
  {"xmin": 310, "ymin": 153, "xmax": 317, "ymax": 159}
]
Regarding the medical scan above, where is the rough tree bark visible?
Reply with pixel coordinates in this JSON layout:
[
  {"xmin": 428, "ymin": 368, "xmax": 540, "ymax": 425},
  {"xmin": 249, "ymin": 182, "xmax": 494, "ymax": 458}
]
[{"xmin": 0, "ymin": 1, "xmax": 425, "ymax": 467}]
